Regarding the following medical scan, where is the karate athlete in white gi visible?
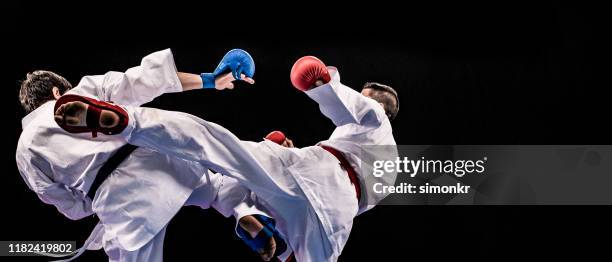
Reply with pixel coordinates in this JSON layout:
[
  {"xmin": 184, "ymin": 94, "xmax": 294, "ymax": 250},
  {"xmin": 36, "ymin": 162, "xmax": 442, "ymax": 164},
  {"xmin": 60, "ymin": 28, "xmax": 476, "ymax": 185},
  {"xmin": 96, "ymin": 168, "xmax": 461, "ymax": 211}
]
[
  {"xmin": 53, "ymin": 56, "xmax": 400, "ymax": 261},
  {"xmin": 16, "ymin": 49, "xmax": 282, "ymax": 261}
]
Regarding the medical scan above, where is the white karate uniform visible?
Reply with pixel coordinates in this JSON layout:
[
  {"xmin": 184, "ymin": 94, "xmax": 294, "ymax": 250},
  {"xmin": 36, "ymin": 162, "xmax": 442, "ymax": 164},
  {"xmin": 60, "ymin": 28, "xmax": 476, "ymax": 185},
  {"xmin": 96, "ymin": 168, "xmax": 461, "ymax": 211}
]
[
  {"xmin": 117, "ymin": 67, "xmax": 398, "ymax": 261},
  {"xmin": 15, "ymin": 49, "xmax": 262, "ymax": 261}
]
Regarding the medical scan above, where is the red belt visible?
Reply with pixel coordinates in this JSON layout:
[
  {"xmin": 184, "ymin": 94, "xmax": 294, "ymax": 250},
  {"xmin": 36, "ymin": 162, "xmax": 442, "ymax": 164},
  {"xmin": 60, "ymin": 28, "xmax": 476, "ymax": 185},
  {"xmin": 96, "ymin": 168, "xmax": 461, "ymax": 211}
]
[{"xmin": 320, "ymin": 145, "xmax": 361, "ymax": 201}]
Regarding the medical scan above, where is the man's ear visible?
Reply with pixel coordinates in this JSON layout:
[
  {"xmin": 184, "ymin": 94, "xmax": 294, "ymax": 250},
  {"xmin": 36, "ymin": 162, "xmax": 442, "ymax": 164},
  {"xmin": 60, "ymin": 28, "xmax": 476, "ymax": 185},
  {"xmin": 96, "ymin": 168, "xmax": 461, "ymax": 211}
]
[{"xmin": 52, "ymin": 87, "xmax": 62, "ymax": 99}]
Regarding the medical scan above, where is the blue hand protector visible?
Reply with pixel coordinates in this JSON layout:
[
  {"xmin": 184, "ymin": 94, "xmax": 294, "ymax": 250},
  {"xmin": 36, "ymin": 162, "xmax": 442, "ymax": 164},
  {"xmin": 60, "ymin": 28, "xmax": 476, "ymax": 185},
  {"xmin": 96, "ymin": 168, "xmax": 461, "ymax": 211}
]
[{"xmin": 201, "ymin": 49, "xmax": 255, "ymax": 89}]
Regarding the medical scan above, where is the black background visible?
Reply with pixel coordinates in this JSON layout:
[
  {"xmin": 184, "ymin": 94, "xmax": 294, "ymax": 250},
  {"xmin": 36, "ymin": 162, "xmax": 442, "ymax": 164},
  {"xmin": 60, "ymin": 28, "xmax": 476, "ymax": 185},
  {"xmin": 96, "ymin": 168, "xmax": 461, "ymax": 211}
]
[{"xmin": 3, "ymin": 1, "xmax": 607, "ymax": 261}]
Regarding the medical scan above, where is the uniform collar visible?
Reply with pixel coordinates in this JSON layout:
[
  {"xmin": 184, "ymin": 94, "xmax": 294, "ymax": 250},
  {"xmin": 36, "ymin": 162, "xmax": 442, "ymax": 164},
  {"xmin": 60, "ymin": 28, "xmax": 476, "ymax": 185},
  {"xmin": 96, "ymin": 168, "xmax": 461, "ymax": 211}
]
[{"xmin": 22, "ymin": 100, "xmax": 54, "ymax": 129}]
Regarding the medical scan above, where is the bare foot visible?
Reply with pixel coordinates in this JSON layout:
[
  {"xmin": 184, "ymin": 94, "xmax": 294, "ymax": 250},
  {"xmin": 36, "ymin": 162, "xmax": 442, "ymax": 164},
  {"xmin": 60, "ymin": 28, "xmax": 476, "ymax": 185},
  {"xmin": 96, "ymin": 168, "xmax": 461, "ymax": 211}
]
[
  {"xmin": 54, "ymin": 101, "xmax": 120, "ymax": 128},
  {"xmin": 239, "ymin": 215, "xmax": 277, "ymax": 261}
]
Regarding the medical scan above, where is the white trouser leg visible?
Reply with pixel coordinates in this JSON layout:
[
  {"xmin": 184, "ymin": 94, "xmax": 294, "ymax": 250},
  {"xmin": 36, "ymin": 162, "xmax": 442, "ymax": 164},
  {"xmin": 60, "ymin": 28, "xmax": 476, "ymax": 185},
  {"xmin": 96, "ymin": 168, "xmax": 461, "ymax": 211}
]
[{"xmin": 104, "ymin": 226, "xmax": 167, "ymax": 262}]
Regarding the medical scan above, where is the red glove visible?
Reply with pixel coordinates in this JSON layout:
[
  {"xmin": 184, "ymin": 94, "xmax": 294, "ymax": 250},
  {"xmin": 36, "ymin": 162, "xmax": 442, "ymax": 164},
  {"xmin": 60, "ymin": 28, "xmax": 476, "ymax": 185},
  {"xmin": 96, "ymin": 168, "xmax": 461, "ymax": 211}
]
[
  {"xmin": 290, "ymin": 56, "xmax": 331, "ymax": 91},
  {"xmin": 265, "ymin": 131, "xmax": 286, "ymax": 145}
]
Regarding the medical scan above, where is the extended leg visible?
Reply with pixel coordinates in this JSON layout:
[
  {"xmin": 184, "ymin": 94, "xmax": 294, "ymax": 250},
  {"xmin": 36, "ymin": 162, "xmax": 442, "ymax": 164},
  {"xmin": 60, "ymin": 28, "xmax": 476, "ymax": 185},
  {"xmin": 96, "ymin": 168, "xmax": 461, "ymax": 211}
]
[
  {"xmin": 54, "ymin": 98, "xmax": 298, "ymax": 201},
  {"xmin": 120, "ymin": 106, "xmax": 298, "ymax": 201}
]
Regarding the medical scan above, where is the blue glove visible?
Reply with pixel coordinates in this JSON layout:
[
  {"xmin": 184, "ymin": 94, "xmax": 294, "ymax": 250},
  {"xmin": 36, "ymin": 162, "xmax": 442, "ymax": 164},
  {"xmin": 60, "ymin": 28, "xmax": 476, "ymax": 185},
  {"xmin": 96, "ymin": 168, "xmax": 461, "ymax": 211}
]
[{"xmin": 201, "ymin": 49, "xmax": 255, "ymax": 89}]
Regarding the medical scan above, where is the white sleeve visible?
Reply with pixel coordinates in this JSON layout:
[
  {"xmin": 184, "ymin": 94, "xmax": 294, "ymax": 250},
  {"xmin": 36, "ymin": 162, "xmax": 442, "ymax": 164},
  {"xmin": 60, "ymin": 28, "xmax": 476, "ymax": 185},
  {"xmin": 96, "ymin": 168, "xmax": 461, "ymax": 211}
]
[
  {"xmin": 304, "ymin": 67, "xmax": 387, "ymax": 128},
  {"xmin": 16, "ymin": 154, "xmax": 92, "ymax": 220},
  {"xmin": 70, "ymin": 49, "xmax": 183, "ymax": 106}
]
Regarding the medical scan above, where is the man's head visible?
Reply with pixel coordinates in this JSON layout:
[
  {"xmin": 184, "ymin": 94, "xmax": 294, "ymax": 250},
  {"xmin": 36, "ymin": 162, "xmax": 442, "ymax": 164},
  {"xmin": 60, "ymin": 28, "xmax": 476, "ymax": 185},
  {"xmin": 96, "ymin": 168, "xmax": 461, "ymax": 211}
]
[
  {"xmin": 361, "ymin": 82, "xmax": 399, "ymax": 120},
  {"xmin": 19, "ymin": 70, "xmax": 72, "ymax": 113}
]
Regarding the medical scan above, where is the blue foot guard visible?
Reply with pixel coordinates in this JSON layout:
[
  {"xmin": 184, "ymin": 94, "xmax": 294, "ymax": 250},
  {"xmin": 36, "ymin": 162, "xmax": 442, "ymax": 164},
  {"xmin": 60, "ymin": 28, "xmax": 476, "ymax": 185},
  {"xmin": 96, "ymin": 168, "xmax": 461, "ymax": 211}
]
[{"xmin": 236, "ymin": 215, "xmax": 288, "ymax": 260}]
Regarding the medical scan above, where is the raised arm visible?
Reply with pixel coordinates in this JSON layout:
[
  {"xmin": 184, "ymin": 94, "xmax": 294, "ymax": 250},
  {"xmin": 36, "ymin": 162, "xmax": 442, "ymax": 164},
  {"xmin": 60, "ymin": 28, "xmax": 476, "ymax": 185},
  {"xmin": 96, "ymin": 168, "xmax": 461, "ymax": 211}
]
[
  {"xmin": 290, "ymin": 56, "xmax": 386, "ymax": 127},
  {"xmin": 178, "ymin": 71, "xmax": 255, "ymax": 91},
  {"xmin": 71, "ymin": 49, "xmax": 255, "ymax": 106},
  {"xmin": 70, "ymin": 49, "xmax": 183, "ymax": 106}
]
